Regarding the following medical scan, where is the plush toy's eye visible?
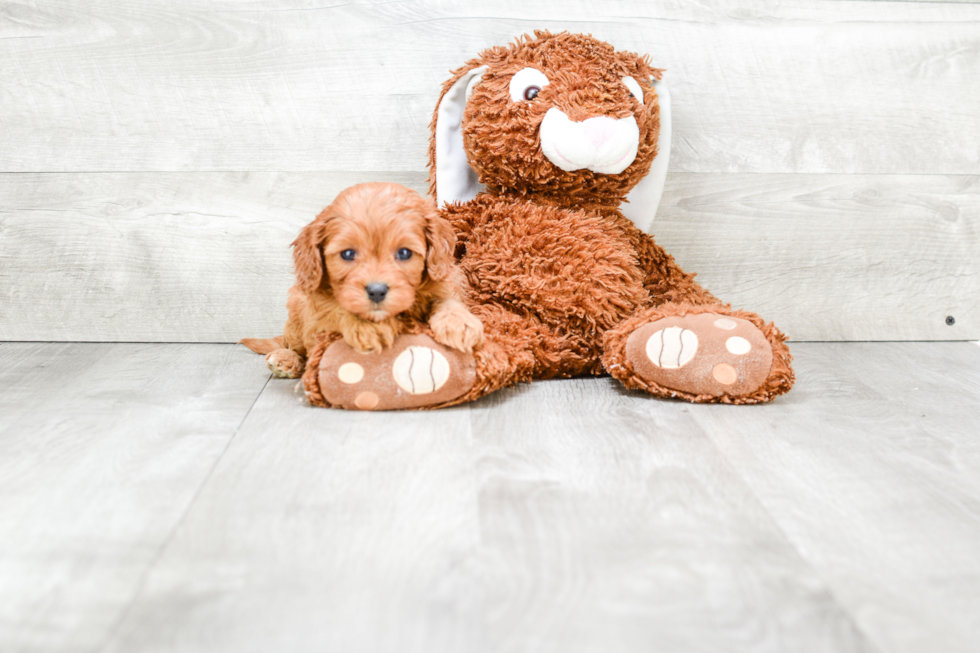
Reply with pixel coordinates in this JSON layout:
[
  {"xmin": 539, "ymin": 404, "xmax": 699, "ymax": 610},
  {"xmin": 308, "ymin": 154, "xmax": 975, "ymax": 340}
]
[
  {"xmin": 622, "ymin": 76, "xmax": 644, "ymax": 106},
  {"xmin": 510, "ymin": 67, "xmax": 550, "ymax": 103},
  {"xmin": 395, "ymin": 248, "xmax": 413, "ymax": 261},
  {"xmin": 340, "ymin": 249, "xmax": 356, "ymax": 261}
]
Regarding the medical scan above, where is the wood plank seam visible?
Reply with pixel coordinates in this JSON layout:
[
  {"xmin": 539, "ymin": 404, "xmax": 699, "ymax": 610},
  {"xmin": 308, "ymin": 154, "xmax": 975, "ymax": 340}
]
[
  {"xmin": 672, "ymin": 409, "xmax": 884, "ymax": 653},
  {"xmin": 91, "ymin": 374, "xmax": 273, "ymax": 653},
  {"xmin": 699, "ymin": 343, "xmax": 980, "ymax": 653},
  {"xmin": 1, "ymin": 171, "xmax": 975, "ymax": 342}
]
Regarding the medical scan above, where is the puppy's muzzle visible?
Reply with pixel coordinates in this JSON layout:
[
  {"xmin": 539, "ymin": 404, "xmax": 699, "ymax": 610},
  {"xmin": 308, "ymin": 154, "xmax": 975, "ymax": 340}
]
[{"xmin": 365, "ymin": 282, "xmax": 389, "ymax": 304}]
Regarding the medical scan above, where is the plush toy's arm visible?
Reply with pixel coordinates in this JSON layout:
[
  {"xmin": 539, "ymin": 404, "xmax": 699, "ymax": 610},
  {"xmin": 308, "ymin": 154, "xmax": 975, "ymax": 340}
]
[
  {"xmin": 628, "ymin": 228, "xmax": 720, "ymax": 307},
  {"xmin": 438, "ymin": 197, "xmax": 494, "ymax": 259}
]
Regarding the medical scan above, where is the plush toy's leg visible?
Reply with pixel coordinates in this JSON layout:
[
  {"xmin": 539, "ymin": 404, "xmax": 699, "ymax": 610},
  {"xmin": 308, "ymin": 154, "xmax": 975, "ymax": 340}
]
[
  {"xmin": 602, "ymin": 303, "xmax": 794, "ymax": 404},
  {"xmin": 303, "ymin": 333, "xmax": 479, "ymax": 410},
  {"xmin": 301, "ymin": 307, "xmax": 545, "ymax": 410}
]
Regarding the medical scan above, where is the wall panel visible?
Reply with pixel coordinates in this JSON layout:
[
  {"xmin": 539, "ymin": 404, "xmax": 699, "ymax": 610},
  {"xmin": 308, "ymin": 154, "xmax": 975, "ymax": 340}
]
[
  {"xmin": 1, "ymin": 0, "xmax": 977, "ymax": 174},
  {"xmin": 1, "ymin": 172, "xmax": 974, "ymax": 342}
]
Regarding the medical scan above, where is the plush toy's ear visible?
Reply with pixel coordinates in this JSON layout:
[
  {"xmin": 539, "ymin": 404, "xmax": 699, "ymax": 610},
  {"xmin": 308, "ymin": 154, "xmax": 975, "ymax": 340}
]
[
  {"xmin": 623, "ymin": 77, "xmax": 671, "ymax": 234},
  {"xmin": 431, "ymin": 65, "xmax": 488, "ymax": 208}
]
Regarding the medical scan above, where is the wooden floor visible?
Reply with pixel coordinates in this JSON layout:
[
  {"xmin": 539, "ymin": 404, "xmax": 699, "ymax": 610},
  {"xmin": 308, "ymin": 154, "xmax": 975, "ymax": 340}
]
[{"xmin": 1, "ymin": 341, "xmax": 978, "ymax": 653}]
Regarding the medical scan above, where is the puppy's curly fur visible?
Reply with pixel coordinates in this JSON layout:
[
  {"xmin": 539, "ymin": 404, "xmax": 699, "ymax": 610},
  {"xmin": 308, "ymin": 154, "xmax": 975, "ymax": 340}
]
[{"xmin": 241, "ymin": 182, "xmax": 484, "ymax": 378}]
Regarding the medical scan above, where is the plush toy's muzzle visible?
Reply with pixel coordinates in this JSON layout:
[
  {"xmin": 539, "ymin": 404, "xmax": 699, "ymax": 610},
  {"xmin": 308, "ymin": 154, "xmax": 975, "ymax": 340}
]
[{"xmin": 540, "ymin": 110, "xmax": 639, "ymax": 174}]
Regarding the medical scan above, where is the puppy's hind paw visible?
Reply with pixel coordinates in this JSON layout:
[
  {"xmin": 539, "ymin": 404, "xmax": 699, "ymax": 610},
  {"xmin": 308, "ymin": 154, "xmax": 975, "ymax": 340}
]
[
  {"xmin": 431, "ymin": 306, "xmax": 485, "ymax": 353},
  {"xmin": 266, "ymin": 348, "xmax": 305, "ymax": 378}
]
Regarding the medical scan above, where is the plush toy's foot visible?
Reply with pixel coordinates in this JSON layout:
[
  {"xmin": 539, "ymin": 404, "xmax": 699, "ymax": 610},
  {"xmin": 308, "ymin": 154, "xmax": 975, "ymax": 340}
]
[
  {"xmin": 625, "ymin": 313, "xmax": 773, "ymax": 399},
  {"xmin": 266, "ymin": 348, "xmax": 304, "ymax": 379},
  {"xmin": 316, "ymin": 334, "xmax": 477, "ymax": 410}
]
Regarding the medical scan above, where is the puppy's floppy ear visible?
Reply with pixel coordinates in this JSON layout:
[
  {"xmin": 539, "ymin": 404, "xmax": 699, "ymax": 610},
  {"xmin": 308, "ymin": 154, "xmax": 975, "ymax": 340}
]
[
  {"xmin": 291, "ymin": 210, "xmax": 335, "ymax": 293},
  {"xmin": 422, "ymin": 200, "xmax": 457, "ymax": 283}
]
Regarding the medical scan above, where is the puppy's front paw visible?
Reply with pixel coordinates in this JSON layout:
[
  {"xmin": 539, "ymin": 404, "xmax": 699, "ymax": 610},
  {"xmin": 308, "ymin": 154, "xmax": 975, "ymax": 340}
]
[
  {"xmin": 266, "ymin": 348, "xmax": 304, "ymax": 378},
  {"xmin": 343, "ymin": 320, "xmax": 397, "ymax": 353},
  {"xmin": 431, "ymin": 306, "xmax": 485, "ymax": 353}
]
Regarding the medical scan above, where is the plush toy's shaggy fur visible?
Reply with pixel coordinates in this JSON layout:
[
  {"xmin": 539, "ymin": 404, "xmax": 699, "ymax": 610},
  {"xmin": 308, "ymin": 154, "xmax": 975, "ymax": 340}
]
[{"xmin": 302, "ymin": 31, "xmax": 794, "ymax": 408}]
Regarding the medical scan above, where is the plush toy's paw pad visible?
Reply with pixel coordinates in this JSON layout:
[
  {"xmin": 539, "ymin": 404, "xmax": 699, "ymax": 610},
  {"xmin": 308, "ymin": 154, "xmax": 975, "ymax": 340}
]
[
  {"xmin": 265, "ymin": 349, "xmax": 304, "ymax": 378},
  {"xmin": 318, "ymin": 334, "xmax": 476, "ymax": 410},
  {"xmin": 626, "ymin": 314, "xmax": 772, "ymax": 398}
]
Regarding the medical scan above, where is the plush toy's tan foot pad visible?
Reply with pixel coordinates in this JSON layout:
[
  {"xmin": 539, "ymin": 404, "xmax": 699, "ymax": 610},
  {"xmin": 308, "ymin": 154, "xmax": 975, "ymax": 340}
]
[
  {"xmin": 318, "ymin": 334, "xmax": 476, "ymax": 410},
  {"xmin": 625, "ymin": 313, "xmax": 773, "ymax": 398}
]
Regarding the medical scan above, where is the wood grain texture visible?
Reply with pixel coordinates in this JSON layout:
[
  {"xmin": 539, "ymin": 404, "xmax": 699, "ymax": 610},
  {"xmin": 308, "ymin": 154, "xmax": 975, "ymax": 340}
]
[
  {"xmin": 656, "ymin": 173, "xmax": 980, "ymax": 341},
  {"xmin": 103, "ymin": 362, "xmax": 488, "ymax": 653},
  {"xmin": 0, "ymin": 343, "xmax": 268, "ymax": 653},
  {"xmin": 0, "ymin": 171, "xmax": 427, "ymax": 342},
  {"xmin": 1, "ymin": 0, "xmax": 978, "ymax": 174},
  {"xmin": 101, "ymin": 357, "xmax": 872, "ymax": 653},
  {"xmin": 463, "ymin": 377, "xmax": 872, "ymax": 653},
  {"xmin": 694, "ymin": 342, "xmax": 980, "ymax": 653},
  {"xmin": 1, "ymin": 171, "xmax": 975, "ymax": 342},
  {"xmin": 2, "ymin": 342, "xmax": 979, "ymax": 652}
]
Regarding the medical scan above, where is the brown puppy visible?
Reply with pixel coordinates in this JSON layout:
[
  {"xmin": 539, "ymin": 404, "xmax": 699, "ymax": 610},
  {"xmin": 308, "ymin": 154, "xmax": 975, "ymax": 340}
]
[{"xmin": 241, "ymin": 182, "xmax": 484, "ymax": 378}]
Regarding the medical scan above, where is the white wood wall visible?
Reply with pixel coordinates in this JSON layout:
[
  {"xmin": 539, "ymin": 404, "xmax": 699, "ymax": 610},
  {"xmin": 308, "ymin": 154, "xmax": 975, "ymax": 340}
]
[{"xmin": 1, "ymin": 0, "xmax": 977, "ymax": 341}]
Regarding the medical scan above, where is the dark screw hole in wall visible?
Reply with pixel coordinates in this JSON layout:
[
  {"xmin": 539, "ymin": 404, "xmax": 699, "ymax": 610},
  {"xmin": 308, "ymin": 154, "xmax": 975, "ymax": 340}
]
[{"xmin": 946, "ymin": 316, "xmax": 956, "ymax": 326}]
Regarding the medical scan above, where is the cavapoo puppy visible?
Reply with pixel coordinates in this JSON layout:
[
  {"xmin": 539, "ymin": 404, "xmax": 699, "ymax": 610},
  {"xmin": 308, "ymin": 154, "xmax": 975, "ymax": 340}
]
[{"xmin": 241, "ymin": 182, "xmax": 484, "ymax": 378}]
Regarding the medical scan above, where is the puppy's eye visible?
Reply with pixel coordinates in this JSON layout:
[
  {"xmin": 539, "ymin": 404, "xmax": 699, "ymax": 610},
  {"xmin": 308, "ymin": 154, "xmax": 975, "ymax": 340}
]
[
  {"xmin": 340, "ymin": 249, "xmax": 356, "ymax": 261},
  {"xmin": 523, "ymin": 86, "xmax": 541, "ymax": 101},
  {"xmin": 395, "ymin": 248, "xmax": 413, "ymax": 261}
]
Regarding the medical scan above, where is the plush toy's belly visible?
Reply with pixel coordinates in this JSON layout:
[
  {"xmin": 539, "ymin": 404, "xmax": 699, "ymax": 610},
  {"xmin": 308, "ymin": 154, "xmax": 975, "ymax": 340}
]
[{"xmin": 454, "ymin": 198, "xmax": 649, "ymax": 336}]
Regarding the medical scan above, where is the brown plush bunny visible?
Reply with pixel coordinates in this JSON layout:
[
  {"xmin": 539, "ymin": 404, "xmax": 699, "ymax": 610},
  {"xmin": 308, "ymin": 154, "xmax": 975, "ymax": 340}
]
[{"xmin": 304, "ymin": 31, "xmax": 793, "ymax": 409}]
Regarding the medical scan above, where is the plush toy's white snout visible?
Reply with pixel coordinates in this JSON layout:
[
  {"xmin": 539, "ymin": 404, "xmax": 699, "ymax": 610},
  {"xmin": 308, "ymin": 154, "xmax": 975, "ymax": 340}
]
[{"xmin": 540, "ymin": 109, "xmax": 640, "ymax": 175}]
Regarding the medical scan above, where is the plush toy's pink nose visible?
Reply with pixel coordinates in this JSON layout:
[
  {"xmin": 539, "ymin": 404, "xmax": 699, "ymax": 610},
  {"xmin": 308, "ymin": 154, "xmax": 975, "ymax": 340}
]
[{"xmin": 582, "ymin": 118, "xmax": 616, "ymax": 147}]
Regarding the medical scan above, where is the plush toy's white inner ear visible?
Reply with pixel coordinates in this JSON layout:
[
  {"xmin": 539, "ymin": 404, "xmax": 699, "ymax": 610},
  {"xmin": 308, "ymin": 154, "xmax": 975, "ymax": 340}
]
[
  {"xmin": 435, "ymin": 65, "xmax": 488, "ymax": 208},
  {"xmin": 622, "ymin": 76, "xmax": 644, "ymax": 105},
  {"xmin": 623, "ymin": 76, "xmax": 671, "ymax": 234}
]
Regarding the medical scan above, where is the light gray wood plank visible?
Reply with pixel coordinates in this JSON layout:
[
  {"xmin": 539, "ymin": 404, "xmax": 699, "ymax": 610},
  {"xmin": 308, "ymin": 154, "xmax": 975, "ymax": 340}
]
[
  {"xmin": 813, "ymin": 342, "xmax": 980, "ymax": 443},
  {"xmin": 1, "ymin": 171, "xmax": 975, "ymax": 342},
  {"xmin": 1, "ymin": 0, "xmax": 978, "ymax": 174},
  {"xmin": 103, "ymin": 373, "xmax": 872, "ymax": 653},
  {"xmin": 464, "ymin": 377, "xmax": 873, "ymax": 653},
  {"xmin": 4, "ymin": 341, "xmax": 978, "ymax": 652},
  {"xmin": 0, "ymin": 343, "xmax": 268, "ymax": 653},
  {"xmin": 102, "ymin": 376, "xmax": 487, "ymax": 653},
  {"xmin": 657, "ymin": 173, "xmax": 980, "ymax": 341},
  {"xmin": 694, "ymin": 343, "xmax": 980, "ymax": 653},
  {"xmin": 0, "ymin": 171, "xmax": 427, "ymax": 342}
]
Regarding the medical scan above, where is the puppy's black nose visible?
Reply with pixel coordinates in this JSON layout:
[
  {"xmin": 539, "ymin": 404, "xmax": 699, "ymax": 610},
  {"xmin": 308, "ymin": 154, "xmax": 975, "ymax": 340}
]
[{"xmin": 365, "ymin": 282, "xmax": 389, "ymax": 304}]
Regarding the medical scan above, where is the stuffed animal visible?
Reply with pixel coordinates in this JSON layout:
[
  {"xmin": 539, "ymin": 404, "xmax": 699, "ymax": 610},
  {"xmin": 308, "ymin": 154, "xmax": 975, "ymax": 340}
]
[{"xmin": 302, "ymin": 31, "xmax": 793, "ymax": 408}]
